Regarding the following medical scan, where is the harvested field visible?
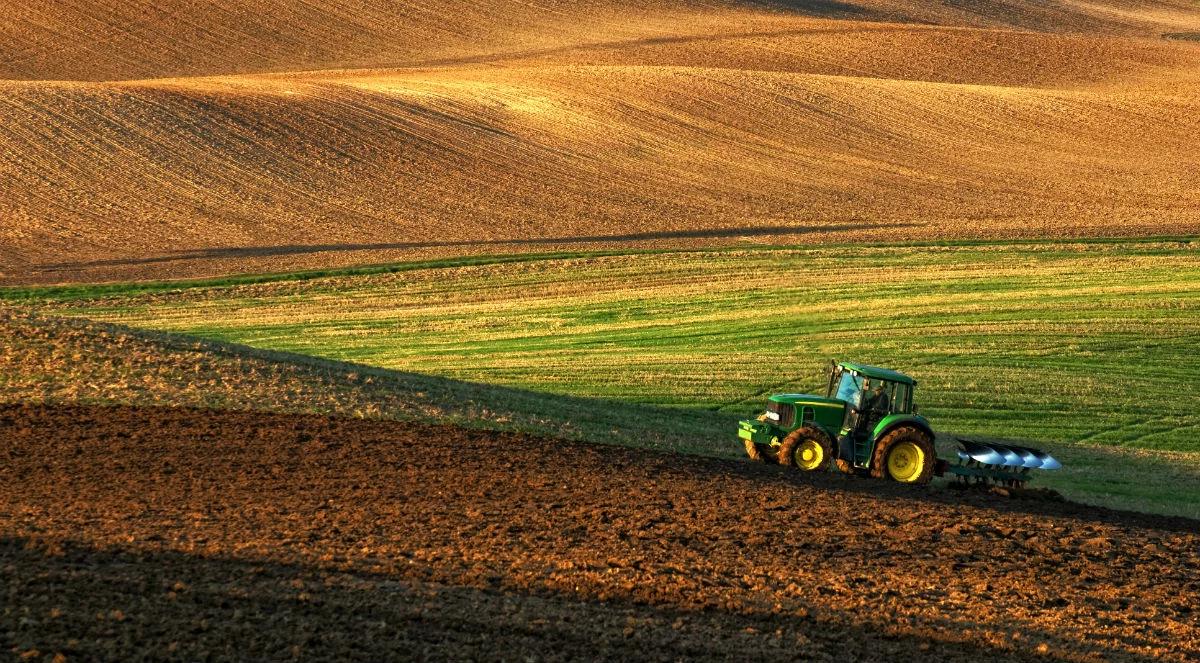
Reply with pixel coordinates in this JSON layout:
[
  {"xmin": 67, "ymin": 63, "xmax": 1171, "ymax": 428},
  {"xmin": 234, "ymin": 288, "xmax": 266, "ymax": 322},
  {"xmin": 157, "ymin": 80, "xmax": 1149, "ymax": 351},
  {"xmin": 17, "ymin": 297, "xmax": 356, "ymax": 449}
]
[
  {"xmin": 5, "ymin": 305, "xmax": 1200, "ymax": 519},
  {"xmin": 33, "ymin": 243, "xmax": 1200, "ymax": 451},
  {"xmin": 2, "ymin": 403, "xmax": 1198, "ymax": 661},
  {"xmin": 3, "ymin": 0, "xmax": 1200, "ymax": 283}
]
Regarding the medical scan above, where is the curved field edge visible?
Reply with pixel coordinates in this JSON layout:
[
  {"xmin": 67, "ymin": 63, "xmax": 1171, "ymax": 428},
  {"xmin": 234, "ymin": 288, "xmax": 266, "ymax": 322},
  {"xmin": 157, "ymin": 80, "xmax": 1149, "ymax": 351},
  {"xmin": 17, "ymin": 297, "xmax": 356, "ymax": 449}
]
[
  {"xmin": 3, "ymin": 236, "xmax": 1195, "ymax": 300},
  {"xmin": 26, "ymin": 240, "xmax": 1200, "ymax": 452},
  {"xmin": 2, "ymin": 310, "xmax": 1199, "ymax": 521},
  {"xmin": 0, "ymin": 309, "xmax": 730, "ymax": 455},
  {"xmin": 6, "ymin": 240, "xmax": 1200, "ymax": 519}
]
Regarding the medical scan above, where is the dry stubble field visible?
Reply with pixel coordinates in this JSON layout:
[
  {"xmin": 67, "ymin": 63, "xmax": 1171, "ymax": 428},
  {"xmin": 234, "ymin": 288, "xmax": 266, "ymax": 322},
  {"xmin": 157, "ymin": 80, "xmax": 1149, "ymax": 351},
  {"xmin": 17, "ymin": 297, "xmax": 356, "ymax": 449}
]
[{"xmin": 1, "ymin": 0, "xmax": 1199, "ymax": 283}]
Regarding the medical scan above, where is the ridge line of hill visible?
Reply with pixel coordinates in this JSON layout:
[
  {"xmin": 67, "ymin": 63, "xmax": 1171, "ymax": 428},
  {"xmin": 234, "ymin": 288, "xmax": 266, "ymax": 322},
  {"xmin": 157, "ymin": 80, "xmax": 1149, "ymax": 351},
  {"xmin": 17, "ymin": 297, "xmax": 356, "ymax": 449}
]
[{"xmin": 5, "ymin": 20, "xmax": 1199, "ymax": 87}]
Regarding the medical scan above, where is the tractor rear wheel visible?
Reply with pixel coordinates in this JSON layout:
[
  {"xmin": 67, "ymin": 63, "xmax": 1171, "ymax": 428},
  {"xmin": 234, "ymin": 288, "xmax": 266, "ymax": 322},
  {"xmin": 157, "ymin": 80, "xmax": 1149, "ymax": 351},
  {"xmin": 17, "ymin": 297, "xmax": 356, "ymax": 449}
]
[
  {"xmin": 871, "ymin": 427, "xmax": 935, "ymax": 484},
  {"xmin": 778, "ymin": 426, "xmax": 833, "ymax": 472}
]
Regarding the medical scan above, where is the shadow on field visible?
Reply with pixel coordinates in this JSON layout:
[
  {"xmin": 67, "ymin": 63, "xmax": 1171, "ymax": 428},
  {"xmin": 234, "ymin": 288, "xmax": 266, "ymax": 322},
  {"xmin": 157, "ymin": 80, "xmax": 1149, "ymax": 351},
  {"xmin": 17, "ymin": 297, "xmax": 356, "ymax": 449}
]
[
  {"xmin": 402, "ymin": 23, "xmax": 908, "ymax": 69},
  {"xmin": 706, "ymin": 443, "xmax": 1200, "ymax": 535},
  {"xmin": 32, "ymin": 223, "xmax": 909, "ymax": 271},
  {"xmin": 0, "ymin": 536, "xmax": 1132, "ymax": 662},
  {"xmin": 740, "ymin": 0, "xmax": 1128, "ymax": 33},
  {"xmin": 743, "ymin": 0, "xmax": 879, "ymax": 17},
  {"xmin": 5, "ymin": 308, "xmax": 1199, "ymax": 528}
]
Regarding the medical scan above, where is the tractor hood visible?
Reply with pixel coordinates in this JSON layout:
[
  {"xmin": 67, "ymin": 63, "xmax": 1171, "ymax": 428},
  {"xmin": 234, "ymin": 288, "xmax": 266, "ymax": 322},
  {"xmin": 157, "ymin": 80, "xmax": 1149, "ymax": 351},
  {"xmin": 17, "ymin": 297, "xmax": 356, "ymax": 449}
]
[
  {"xmin": 768, "ymin": 394, "xmax": 846, "ymax": 408},
  {"xmin": 762, "ymin": 394, "xmax": 848, "ymax": 437}
]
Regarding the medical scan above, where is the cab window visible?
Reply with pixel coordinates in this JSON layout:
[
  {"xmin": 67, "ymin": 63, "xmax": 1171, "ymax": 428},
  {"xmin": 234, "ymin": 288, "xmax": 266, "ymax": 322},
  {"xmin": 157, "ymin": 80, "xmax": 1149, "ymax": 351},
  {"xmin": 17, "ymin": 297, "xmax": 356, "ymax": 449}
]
[
  {"xmin": 892, "ymin": 383, "xmax": 910, "ymax": 413},
  {"xmin": 835, "ymin": 371, "xmax": 863, "ymax": 405}
]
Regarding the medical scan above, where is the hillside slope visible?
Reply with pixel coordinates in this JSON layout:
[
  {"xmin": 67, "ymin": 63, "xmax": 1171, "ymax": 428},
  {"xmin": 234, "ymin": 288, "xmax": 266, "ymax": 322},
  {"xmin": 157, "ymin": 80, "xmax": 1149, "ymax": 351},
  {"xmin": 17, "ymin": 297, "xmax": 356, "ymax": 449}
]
[
  {"xmin": 4, "ymin": 0, "xmax": 1199, "ymax": 82},
  {"xmin": 2, "ymin": 0, "xmax": 1200, "ymax": 283}
]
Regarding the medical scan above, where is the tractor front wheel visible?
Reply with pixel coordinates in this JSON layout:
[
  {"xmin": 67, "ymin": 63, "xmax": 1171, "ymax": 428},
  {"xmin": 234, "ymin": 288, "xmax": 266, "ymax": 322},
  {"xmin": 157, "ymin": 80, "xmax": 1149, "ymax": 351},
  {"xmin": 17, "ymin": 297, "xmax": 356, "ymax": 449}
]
[
  {"xmin": 872, "ymin": 427, "xmax": 935, "ymax": 484},
  {"xmin": 744, "ymin": 438, "xmax": 778, "ymax": 464},
  {"xmin": 778, "ymin": 426, "xmax": 833, "ymax": 472}
]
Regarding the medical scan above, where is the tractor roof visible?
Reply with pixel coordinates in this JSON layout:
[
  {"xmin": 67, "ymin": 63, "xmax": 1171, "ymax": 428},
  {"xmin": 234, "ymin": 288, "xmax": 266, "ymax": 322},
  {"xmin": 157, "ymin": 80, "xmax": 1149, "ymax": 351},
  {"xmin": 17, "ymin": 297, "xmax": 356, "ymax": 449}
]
[{"xmin": 839, "ymin": 361, "xmax": 915, "ymax": 386}]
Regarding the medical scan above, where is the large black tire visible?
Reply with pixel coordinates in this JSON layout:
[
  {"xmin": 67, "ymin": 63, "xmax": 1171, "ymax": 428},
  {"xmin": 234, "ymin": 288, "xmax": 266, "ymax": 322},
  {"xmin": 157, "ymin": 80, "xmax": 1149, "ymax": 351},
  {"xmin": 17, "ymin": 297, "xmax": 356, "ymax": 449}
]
[
  {"xmin": 777, "ymin": 426, "xmax": 833, "ymax": 471},
  {"xmin": 871, "ymin": 427, "xmax": 935, "ymax": 484}
]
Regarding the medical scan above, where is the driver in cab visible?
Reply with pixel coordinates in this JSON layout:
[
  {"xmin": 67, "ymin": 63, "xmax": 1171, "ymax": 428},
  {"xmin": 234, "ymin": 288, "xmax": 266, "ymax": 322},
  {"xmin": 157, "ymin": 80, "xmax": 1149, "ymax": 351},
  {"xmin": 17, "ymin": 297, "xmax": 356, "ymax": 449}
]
[{"xmin": 862, "ymin": 383, "xmax": 890, "ymax": 419}]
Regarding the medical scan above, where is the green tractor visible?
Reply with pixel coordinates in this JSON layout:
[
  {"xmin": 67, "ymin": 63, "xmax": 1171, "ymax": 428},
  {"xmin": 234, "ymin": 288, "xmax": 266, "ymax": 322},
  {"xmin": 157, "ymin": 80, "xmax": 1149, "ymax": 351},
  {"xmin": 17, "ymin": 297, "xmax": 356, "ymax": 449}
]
[{"xmin": 737, "ymin": 361, "xmax": 1060, "ymax": 486}]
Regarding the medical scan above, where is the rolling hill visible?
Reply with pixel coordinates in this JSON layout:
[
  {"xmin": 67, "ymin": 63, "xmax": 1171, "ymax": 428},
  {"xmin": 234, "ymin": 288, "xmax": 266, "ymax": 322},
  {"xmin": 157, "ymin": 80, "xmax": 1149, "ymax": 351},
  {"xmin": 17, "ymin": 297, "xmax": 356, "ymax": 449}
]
[{"xmin": 1, "ymin": 0, "xmax": 1199, "ymax": 284}]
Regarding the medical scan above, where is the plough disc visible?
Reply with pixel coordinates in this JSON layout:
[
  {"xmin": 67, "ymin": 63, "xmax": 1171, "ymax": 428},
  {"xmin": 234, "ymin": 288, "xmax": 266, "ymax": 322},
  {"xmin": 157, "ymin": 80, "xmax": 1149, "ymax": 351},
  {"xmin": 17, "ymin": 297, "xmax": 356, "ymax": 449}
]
[
  {"xmin": 958, "ymin": 439, "xmax": 1060, "ymax": 470},
  {"xmin": 949, "ymin": 438, "xmax": 1061, "ymax": 487}
]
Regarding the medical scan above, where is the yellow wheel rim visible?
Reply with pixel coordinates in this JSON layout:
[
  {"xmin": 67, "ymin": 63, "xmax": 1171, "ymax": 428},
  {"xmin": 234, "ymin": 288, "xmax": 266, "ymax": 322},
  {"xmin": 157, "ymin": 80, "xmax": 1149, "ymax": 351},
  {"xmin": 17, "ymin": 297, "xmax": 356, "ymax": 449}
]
[
  {"xmin": 795, "ymin": 439, "xmax": 824, "ymax": 471},
  {"xmin": 886, "ymin": 441, "xmax": 925, "ymax": 483}
]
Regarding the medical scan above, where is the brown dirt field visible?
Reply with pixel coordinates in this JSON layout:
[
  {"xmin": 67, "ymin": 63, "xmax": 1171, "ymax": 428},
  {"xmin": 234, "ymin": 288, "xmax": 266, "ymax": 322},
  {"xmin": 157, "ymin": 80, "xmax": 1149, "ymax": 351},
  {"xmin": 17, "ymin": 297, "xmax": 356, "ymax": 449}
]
[
  {"xmin": 4, "ymin": 1, "xmax": 1198, "ymax": 82},
  {"xmin": 2, "ymin": 1, "xmax": 1200, "ymax": 285},
  {"xmin": 2, "ymin": 403, "xmax": 1197, "ymax": 661}
]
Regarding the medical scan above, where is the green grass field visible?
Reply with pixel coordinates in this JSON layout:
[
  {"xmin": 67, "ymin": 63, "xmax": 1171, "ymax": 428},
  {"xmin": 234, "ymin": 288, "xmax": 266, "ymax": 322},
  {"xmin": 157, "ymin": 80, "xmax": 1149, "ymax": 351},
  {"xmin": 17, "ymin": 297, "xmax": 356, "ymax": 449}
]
[{"xmin": 10, "ymin": 239, "xmax": 1200, "ymax": 516}]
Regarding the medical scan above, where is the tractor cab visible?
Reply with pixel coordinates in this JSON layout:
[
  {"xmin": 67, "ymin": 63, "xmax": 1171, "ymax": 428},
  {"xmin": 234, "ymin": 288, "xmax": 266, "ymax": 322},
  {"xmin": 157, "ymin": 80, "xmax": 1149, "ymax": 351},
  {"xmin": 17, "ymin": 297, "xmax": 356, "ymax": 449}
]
[
  {"xmin": 829, "ymin": 362, "xmax": 914, "ymax": 434},
  {"xmin": 828, "ymin": 362, "xmax": 914, "ymax": 414}
]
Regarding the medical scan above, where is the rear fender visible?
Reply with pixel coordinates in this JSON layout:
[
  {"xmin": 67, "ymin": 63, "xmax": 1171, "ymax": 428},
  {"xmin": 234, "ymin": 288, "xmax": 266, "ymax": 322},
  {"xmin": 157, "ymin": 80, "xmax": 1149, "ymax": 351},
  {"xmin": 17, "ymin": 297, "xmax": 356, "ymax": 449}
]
[
  {"xmin": 871, "ymin": 414, "xmax": 935, "ymax": 445},
  {"xmin": 802, "ymin": 421, "xmax": 837, "ymax": 443}
]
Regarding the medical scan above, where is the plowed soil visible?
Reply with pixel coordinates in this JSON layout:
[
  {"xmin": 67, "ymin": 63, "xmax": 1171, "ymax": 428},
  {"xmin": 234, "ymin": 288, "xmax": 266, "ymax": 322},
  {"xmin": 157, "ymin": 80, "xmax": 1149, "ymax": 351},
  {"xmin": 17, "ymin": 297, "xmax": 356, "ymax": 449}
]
[
  {"xmin": 3, "ymin": 0, "xmax": 1200, "ymax": 284},
  {"xmin": 2, "ymin": 404, "xmax": 1197, "ymax": 661}
]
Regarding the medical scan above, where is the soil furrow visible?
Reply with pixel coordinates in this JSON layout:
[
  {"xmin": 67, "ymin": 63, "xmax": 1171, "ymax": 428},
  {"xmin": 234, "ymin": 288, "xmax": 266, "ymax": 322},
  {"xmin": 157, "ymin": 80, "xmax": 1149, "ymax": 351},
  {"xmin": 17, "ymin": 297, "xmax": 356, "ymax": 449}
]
[{"xmin": 2, "ymin": 403, "xmax": 1196, "ymax": 660}]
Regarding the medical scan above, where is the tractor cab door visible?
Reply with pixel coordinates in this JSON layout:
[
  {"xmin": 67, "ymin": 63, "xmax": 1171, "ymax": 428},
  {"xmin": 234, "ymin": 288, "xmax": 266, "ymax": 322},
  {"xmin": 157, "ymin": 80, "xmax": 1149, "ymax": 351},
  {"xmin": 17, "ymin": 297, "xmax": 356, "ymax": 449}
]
[
  {"xmin": 834, "ymin": 370, "xmax": 907, "ymax": 431},
  {"xmin": 835, "ymin": 374, "xmax": 906, "ymax": 467},
  {"xmin": 859, "ymin": 379, "xmax": 900, "ymax": 430},
  {"xmin": 833, "ymin": 371, "xmax": 868, "ymax": 436},
  {"xmin": 891, "ymin": 382, "xmax": 911, "ymax": 414}
]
